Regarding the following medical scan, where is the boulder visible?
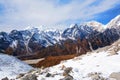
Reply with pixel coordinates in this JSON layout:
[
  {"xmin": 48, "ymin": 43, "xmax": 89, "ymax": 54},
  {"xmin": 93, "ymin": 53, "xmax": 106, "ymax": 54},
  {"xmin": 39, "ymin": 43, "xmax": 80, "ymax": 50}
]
[
  {"xmin": 46, "ymin": 73, "xmax": 52, "ymax": 77},
  {"xmin": 60, "ymin": 75, "xmax": 73, "ymax": 80},
  {"xmin": 63, "ymin": 67, "xmax": 72, "ymax": 76},
  {"xmin": 109, "ymin": 72, "xmax": 120, "ymax": 80},
  {"xmin": 1, "ymin": 77, "xmax": 9, "ymax": 80},
  {"xmin": 88, "ymin": 72, "xmax": 106, "ymax": 80},
  {"xmin": 20, "ymin": 74, "xmax": 37, "ymax": 80},
  {"xmin": 16, "ymin": 73, "xmax": 25, "ymax": 79}
]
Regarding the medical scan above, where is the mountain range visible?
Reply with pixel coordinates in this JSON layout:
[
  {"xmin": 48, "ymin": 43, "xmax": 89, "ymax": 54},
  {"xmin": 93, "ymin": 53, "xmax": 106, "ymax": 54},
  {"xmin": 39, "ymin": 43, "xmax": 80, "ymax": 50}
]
[{"xmin": 0, "ymin": 15, "xmax": 120, "ymax": 59}]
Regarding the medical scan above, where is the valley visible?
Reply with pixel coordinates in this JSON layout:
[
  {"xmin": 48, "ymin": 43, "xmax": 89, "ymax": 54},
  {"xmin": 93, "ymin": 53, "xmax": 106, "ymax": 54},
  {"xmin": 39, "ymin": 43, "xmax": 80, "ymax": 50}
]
[
  {"xmin": 0, "ymin": 0, "xmax": 120, "ymax": 80},
  {"xmin": 0, "ymin": 15, "xmax": 120, "ymax": 80}
]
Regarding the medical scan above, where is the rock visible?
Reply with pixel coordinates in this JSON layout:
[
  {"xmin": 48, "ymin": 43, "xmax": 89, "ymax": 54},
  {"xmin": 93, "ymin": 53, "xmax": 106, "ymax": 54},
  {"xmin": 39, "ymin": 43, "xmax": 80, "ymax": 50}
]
[
  {"xmin": 91, "ymin": 74, "xmax": 100, "ymax": 80},
  {"xmin": 1, "ymin": 77, "xmax": 9, "ymax": 80},
  {"xmin": 88, "ymin": 72, "xmax": 106, "ymax": 80},
  {"xmin": 28, "ymin": 69, "xmax": 36, "ymax": 73},
  {"xmin": 46, "ymin": 73, "xmax": 52, "ymax": 77},
  {"xmin": 109, "ymin": 49, "xmax": 117, "ymax": 56},
  {"xmin": 61, "ymin": 65, "xmax": 66, "ymax": 70},
  {"xmin": 20, "ymin": 74, "xmax": 37, "ymax": 80},
  {"xmin": 108, "ymin": 45, "xmax": 119, "ymax": 56},
  {"xmin": 109, "ymin": 72, "xmax": 120, "ymax": 80},
  {"xmin": 16, "ymin": 73, "xmax": 25, "ymax": 79},
  {"xmin": 60, "ymin": 75, "xmax": 73, "ymax": 80},
  {"xmin": 63, "ymin": 67, "xmax": 72, "ymax": 76}
]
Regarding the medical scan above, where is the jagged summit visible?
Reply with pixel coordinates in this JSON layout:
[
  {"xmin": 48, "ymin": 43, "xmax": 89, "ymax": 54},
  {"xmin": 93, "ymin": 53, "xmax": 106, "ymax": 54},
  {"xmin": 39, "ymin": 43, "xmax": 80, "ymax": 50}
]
[{"xmin": 69, "ymin": 24, "xmax": 78, "ymax": 28}]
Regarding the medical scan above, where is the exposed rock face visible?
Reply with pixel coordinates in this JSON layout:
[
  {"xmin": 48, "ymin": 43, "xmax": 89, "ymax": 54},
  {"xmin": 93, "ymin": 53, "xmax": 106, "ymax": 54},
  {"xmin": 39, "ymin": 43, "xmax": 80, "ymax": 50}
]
[{"xmin": 0, "ymin": 32, "xmax": 12, "ymax": 53}]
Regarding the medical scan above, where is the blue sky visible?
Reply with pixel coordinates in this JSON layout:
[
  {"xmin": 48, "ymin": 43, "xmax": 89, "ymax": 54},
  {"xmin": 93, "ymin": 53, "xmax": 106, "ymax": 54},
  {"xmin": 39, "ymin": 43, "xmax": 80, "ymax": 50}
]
[{"xmin": 0, "ymin": 0, "xmax": 120, "ymax": 32}]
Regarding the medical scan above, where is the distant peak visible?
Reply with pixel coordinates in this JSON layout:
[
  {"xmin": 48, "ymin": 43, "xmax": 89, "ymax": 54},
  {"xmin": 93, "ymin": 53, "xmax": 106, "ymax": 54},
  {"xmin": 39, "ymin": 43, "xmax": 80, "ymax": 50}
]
[
  {"xmin": 25, "ymin": 25, "xmax": 44, "ymax": 30},
  {"xmin": 82, "ymin": 21, "xmax": 104, "ymax": 32},
  {"xmin": 84, "ymin": 21, "xmax": 103, "ymax": 27},
  {"xmin": 110, "ymin": 15, "xmax": 120, "ymax": 22},
  {"xmin": 107, "ymin": 15, "xmax": 120, "ymax": 28},
  {"xmin": 25, "ymin": 26, "xmax": 33, "ymax": 30},
  {"xmin": 69, "ymin": 24, "xmax": 78, "ymax": 28},
  {"xmin": 114, "ymin": 15, "xmax": 120, "ymax": 19}
]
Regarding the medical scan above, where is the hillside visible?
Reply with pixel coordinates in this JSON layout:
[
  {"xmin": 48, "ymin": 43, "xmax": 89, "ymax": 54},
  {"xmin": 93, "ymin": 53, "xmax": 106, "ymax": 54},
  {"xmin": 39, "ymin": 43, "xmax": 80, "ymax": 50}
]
[
  {"xmin": 0, "ymin": 54, "xmax": 33, "ymax": 79},
  {"xmin": 16, "ymin": 39, "xmax": 120, "ymax": 80}
]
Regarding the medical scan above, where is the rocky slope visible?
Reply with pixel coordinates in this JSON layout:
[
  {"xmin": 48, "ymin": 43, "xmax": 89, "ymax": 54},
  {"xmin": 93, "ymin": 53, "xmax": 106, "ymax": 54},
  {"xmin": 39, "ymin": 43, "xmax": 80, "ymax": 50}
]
[{"xmin": 0, "ymin": 15, "xmax": 120, "ymax": 59}]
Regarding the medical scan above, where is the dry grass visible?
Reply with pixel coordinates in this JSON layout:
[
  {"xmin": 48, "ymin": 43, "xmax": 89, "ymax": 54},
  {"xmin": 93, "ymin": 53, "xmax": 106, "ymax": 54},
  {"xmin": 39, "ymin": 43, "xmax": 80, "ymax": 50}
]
[{"xmin": 35, "ymin": 54, "xmax": 76, "ymax": 68}]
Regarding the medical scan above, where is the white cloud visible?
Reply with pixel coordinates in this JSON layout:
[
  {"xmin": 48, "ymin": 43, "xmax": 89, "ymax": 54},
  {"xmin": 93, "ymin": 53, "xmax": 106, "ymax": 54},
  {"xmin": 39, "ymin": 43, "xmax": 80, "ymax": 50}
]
[{"xmin": 0, "ymin": 0, "xmax": 120, "ymax": 32}]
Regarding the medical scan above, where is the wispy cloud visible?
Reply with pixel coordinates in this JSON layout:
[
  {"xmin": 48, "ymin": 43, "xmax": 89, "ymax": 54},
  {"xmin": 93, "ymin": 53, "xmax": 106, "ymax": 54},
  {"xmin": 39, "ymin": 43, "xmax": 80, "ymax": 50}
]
[{"xmin": 0, "ymin": 0, "xmax": 120, "ymax": 31}]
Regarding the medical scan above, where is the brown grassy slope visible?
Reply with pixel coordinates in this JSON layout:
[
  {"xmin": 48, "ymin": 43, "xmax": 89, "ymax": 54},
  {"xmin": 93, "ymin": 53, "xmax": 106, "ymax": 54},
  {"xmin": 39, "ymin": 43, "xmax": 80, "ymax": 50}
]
[{"xmin": 35, "ymin": 54, "xmax": 76, "ymax": 68}]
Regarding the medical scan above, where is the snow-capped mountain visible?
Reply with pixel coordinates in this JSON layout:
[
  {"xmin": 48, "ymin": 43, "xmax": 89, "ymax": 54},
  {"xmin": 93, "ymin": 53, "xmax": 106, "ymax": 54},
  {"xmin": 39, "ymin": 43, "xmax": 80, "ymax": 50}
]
[
  {"xmin": 106, "ymin": 15, "xmax": 120, "ymax": 36},
  {"xmin": 0, "ymin": 32, "xmax": 12, "ymax": 52},
  {"xmin": 83, "ymin": 21, "xmax": 105, "ymax": 32},
  {"xmin": 0, "ymin": 15, "xmax": 120, "ymax": 58},
  {"xmin": 0, "ymin": 53, "xmax": 33, "ymax": 79},
  {"xmin": 62, "ymin": 24, "xmax": 94, "ymax": 39}
]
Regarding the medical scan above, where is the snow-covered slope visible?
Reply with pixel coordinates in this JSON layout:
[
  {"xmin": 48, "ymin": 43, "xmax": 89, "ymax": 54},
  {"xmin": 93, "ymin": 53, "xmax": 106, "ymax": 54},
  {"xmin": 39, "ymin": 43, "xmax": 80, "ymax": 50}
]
[
  {"xmin": 107, "ymin": 15, "xmax": 120, "ymax": 28},
  {"xmin": 62, "ymin": 24, "xmax": 93, "ymax": 39},
  {"xmin": 83, "ymin": 21, "xmax": 105, "ymax": 32},
  {"xmin": 35, "ymin": 40, "xmax": 120, "ymax": 80},
  {"xmin": 0, "ymin": 54, "xmax": 33, "ymax": 79}
]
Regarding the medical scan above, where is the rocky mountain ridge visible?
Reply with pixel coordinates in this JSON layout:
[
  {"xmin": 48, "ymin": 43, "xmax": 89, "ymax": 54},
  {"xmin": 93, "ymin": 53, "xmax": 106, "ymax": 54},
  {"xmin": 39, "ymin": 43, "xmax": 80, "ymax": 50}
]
[{"xmin": 0, "ymin": 15, "xmax": 120, "ymax": 59}]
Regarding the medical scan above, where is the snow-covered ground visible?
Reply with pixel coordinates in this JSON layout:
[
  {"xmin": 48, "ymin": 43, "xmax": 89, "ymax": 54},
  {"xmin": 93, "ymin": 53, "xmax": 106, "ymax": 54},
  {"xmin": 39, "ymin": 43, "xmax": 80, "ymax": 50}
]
[
  {"xmin": 0, "ymin": 54, "xmax": 33, "ymax": 79},
  {"xmin": 1, "ymin": 40, "xmax": 120, "ymax": 80},
  {"xmin": 37, "ymin": 52, "xmax": 120, "ymax": 80},
  {"xmin": 36, "ymin": 40, "xmax": 120, "ymax": 80}
]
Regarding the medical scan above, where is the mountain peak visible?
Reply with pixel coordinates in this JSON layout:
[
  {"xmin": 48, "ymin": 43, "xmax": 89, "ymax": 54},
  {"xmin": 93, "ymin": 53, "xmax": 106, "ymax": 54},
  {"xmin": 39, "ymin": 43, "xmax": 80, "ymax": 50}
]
[
  {"xmin": 107, "ymin": 15, "xmax": 120, "ymax": 28},
  {"xmin": 83, "ymin": 21, "xmax": 104, "ymax": 32},
  {"xmin": 69, "ymin": 24, "xmax": 78, "ymax": 29},
  {"xmin": 85, "ymin": 21, "xmax": 103, "ymax": 26},
  {"xmin": 114, "ymin": 15, "xmax": 120, "ymax": 20}
]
